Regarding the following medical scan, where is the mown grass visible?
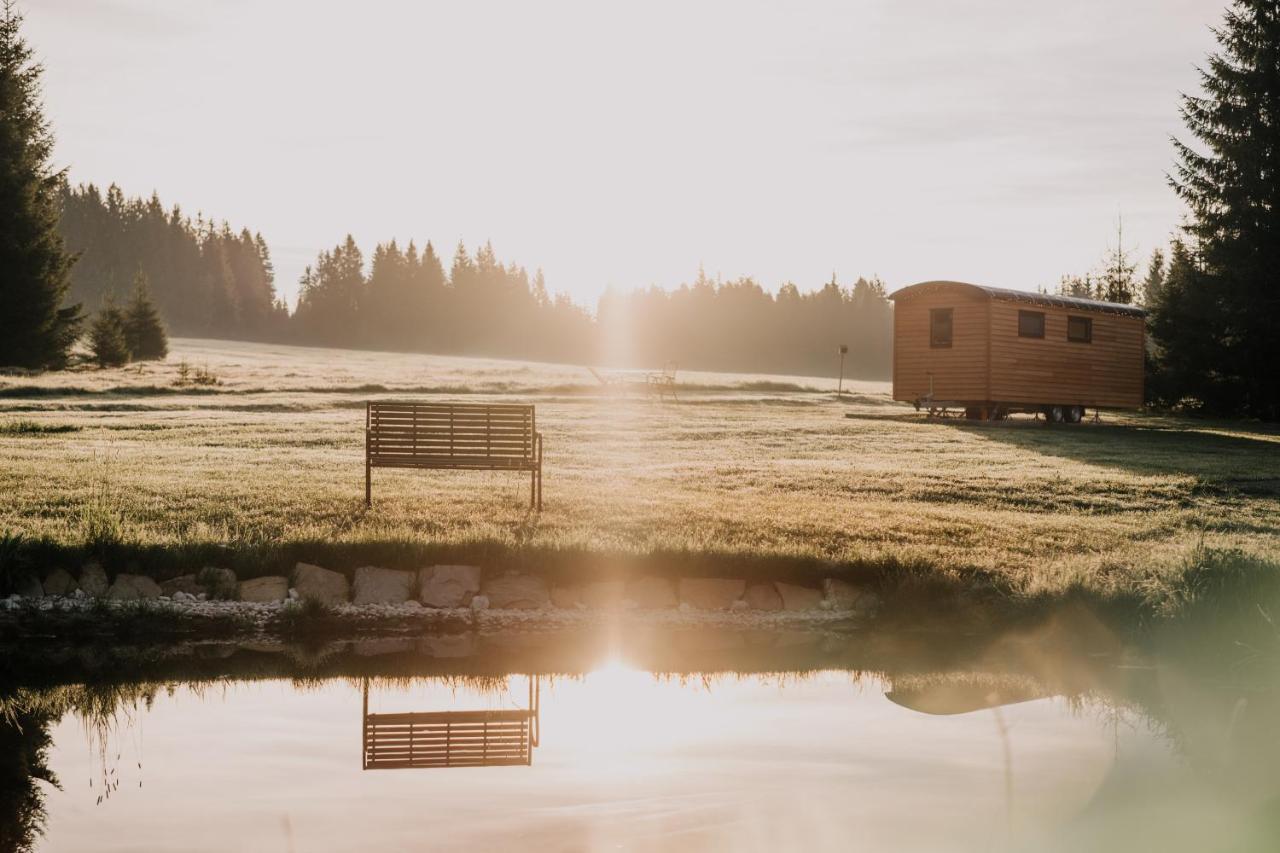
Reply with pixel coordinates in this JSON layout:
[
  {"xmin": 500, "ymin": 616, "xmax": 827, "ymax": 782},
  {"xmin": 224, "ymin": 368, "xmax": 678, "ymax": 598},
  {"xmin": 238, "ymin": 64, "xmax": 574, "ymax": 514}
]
[{"xmin": 1, "ymin": 337, "xmax": 1278, "ymax": 630}]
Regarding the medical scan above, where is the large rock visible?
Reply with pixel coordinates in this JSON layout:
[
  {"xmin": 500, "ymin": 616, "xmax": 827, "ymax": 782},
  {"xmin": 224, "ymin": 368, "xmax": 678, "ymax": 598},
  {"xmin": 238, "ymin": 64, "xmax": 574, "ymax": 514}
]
[
  {"xmin": 626, "ymin": 577, "xmax": 677, "ymax": 609},
  {"xmin": 823, "ymin": 578, "xmax": 877, "ymax": 613},
  {"xmin": 743, "ymin": 582, "xmax": 783, "ymax": 611},
  {"xmin": 481, "ymin": 574, "xmax": 549, "ymax": 609},
  {"xmin": 198, "ymin": 567, "xmax": 238, "ymax": 600},
  {"xmin": 775, "ymin": 582, "xmax": 824, "ymax": 611},
  {"xmin": 107, "ymin": 574, "xmax": 162, "ymax": 601},
  {"xmin": 352, "ymin": 566, "xmax": 414, "ymax": 605},
  {"xmin": 418, "ymin": 565, "xmax": 481, "ymax": 608},
  {"xmin": 677, "ymin": 578, "xmax": 746, "ymax": 610},
  {"xmin": 79, "ymin": 562, "xmax": 109, "ymax": 597},
  {"xmin": 292, "ymin": 562, "xmax": 349, "ymax": 606},
  {"xmin": 239, "ymin": 576, "xmax": 288, "ymax": 602},
  {"xmin": 160, "ymin": 574, "xmax": 202, "ymax": 597},
  {"xmin": 43, "ymin": 568, "xmax": 78, "ymax": 596},
  {"xmin": 581, "ymin": 580, "xmax": 626, "ymax": 609}
]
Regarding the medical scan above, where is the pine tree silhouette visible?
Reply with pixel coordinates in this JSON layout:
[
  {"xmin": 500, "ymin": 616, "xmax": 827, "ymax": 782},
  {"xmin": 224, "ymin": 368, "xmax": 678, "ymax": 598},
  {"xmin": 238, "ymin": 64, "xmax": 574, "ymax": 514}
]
[
  {"xmin": 124, "ymin": 271, "xmax": 168, "ymax": 360},
  {"xmin": 0, "ymin": 1, "xmax": 82, "ymax": 369}
]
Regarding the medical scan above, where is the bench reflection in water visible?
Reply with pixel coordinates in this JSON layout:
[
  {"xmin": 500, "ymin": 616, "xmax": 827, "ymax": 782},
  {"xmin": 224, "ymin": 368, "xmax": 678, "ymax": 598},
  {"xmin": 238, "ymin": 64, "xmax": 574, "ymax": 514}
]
[{"xmin": 361, "ymin": 676, "xmax": 541, "ymax": 770}]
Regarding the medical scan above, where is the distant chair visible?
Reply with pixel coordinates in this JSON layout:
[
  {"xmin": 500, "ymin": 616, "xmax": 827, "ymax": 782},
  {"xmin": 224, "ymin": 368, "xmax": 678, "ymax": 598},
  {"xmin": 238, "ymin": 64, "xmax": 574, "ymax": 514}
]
[
  {"xmin": 361, "ymin": 676, "xmax": 541, "ymax": 769},
  {"xmin": 645, "ymin": 361, "xmax": 678, "ymax": 401}
]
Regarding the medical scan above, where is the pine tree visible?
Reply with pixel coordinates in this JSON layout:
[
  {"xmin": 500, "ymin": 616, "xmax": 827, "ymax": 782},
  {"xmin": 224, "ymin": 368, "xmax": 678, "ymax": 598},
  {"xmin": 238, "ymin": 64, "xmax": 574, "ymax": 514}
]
[
  {"xmin": 0, "ymin": 1, "xmax": 82, "ymax": 369},
  {"xmin": 1168, "ymin": 0, "xmax": 1280, "ymax": 419},
  {"xmin": 123, "ymin": 270, "xmax": 168, "ymax": 360},
  {"xmin": 89, "ymin": 299, "xmax": 130, "ymax": 367},
  {"xmin": 1097, "ymin": 218, "xmax": 1138, "ymax": 305}
]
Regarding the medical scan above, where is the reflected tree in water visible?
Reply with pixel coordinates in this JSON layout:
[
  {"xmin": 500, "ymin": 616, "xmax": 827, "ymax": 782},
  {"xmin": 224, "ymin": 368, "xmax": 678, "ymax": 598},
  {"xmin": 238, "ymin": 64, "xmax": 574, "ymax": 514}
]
[{"xmin": 0, "ymin": 704, "xmax": 58, "ymax": 853}]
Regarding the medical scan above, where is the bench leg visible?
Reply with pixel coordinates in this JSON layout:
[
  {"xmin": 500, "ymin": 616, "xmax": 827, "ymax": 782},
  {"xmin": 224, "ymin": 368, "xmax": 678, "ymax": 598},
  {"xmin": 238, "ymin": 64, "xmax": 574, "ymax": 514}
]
[
  {"xmin": 365, "ymin": 462, "xmax": 372, "ymax": 508},
  {"xmin": 536, "ymin": 464, "xmax": 543, "ymax": 512},
  {"xmin": 530, "ymin": 467, "xmax": 536, "ymax": 509}
]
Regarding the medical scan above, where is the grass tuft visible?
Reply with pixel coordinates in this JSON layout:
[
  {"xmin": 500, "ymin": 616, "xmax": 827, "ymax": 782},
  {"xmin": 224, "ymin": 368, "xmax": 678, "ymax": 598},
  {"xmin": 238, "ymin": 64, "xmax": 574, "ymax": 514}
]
[{"xmin": 0, "ymin": 419, "xmax": 81, "ymax": 435}]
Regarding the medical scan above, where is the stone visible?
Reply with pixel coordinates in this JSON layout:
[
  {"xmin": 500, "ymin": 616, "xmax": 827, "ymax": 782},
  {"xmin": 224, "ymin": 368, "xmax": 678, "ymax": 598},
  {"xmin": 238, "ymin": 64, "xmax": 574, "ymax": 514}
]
[
  {"xmin": 172, "ymin": 591, "xmax": 196, "ymax": 603},
  {"xmin": 418, "ymin": 565, "xmax": 481, "ymax": 608},
  {"xmin": 42, "ymin": 568, "xmax": 78, "ymax": 596},
  {"xmin": 292, "ymin": 562, "xmax": 349, "ymax": 605},
  {"xmin": 730, "ymin": 599, "xmax": 749, "ymax": 611},
  {"xmin": 743, "ymin": 582, "xmax": 783, "ymax": 611},
  {"xmin": 160, "ymin": 574, "xmax": 202, "ymax": 597},
  {"xmin": 107, "ymin": 574, "xmax": 162, "ymax": 601},
  {"xmin": 626, "ymin": 576, "xmax": 677, "ymax": 609},
  {"xmin": 677, "ymin": 577, "xmax": 746, "ymax": 610},
  {"xmin": 823, "ymin": 578, "xmax": 871, "ymax": 611},
  {"xmin": 481, "ymin": 574, "xmax": 550, "ymax": 609},
  {"xmin": 17, "ymin": 576, "xmax": 43, "ymax": 598},
  {"xmin": 470, "ymin": 595, "xmax": 490, "ymax": 611},
  {"xmin": 198, "ymin": 567, "xmax": 238, "ymax": 600},
  {"xmin": 351, "ymin": 566, "xmax": 414, "ymax": 605},
  {"xmin": 550, "ymin": 585, "xmax": 581, "ymax": 609},
  {"xmin": 79, "ymin": 561, "xmax": 109, "ymax": 597},
  {"xmin": 581, "ymin": 580, "xmax": 625, "ymax": 609},
  {"xmin": 775, "ymin": 582, "xmax": 824, "ymax": 611},
  {"xmin": 238, "ymin": 576, "xmax": 288, "ymax": 602}
]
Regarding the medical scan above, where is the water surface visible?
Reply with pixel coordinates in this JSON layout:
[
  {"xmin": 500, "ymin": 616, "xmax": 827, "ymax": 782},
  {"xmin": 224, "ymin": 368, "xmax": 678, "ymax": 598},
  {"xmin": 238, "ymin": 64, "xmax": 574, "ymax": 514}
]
[{"xmin": 5, "ymin": 623, "xmax": 1277, "ymax": 852}]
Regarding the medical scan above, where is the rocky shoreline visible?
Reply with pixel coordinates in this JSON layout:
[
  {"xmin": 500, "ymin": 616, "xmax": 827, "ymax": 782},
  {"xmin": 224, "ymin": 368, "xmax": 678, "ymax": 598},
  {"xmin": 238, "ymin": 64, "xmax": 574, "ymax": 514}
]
[{"xmin": 3, "ymin": 559, "xmax": 882, "ymax": 639}]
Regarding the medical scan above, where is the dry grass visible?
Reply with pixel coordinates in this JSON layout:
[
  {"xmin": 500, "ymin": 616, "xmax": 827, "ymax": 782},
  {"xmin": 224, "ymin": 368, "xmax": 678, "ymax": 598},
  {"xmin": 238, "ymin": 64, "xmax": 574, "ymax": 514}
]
[{"xmin": 2, "ymin": 337, "xmax": 1279, "ymax": 610}]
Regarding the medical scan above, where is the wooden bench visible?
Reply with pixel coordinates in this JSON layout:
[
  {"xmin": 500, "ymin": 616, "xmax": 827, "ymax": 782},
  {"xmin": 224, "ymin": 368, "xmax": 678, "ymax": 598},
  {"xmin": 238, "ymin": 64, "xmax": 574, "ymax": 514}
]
[
  {"xmin": 365, "ymin": 401, "xmax": 543, "ymax": 510},
  {"xmin": 646, "ymin": 361, "xmax": 678, "ymax": 401},
  {"xmin": 362, "ymin": 677, "xmax": 540, "ymax": 769}
]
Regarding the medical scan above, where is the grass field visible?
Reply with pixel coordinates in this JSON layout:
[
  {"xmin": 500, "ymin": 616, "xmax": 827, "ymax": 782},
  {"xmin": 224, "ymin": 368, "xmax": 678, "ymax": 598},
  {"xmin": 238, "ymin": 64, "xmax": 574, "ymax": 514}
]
[{"xmin": 2, "ymin": 338, "xmax": 1279, "ymax": 619}]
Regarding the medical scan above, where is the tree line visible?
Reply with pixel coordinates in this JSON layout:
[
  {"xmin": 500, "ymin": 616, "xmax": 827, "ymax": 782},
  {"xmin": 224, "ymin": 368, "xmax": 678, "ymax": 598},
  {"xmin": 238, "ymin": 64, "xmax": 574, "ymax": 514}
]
[
  {"xmin": 57, "ymin": 182, "xmax": 287, "ymax": 340},
  {"xmin": 51, "ymin": 181, "xmax": 892, "ymax": 378}
]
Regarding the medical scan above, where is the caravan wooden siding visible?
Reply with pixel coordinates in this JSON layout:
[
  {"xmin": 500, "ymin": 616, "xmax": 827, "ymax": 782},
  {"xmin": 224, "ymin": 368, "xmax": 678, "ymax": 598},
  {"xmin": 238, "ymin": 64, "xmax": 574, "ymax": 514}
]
[
  {"xmin": 892, "ymin": 286, "xmax": 989, "ymax": 404},
  {"xmin": 987, "ymin": 301, "xmax": 1144, "ymax": 408},
  {"xmin": 889, "ymin": 281, "xmax": 1146, "ymax": 412}
]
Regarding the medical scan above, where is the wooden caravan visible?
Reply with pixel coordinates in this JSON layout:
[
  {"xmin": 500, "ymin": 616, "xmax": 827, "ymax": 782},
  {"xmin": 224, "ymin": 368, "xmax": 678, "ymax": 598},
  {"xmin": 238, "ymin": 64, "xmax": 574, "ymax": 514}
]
[{"xmin": 889, "ymin": 281, "xmax": 1146, "ymax": 422}]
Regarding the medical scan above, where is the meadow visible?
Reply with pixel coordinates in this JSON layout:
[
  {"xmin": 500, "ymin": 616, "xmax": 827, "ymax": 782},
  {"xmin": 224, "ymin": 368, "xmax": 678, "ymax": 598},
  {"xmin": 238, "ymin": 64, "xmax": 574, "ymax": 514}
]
[{"xmin": 2, "ymin": 338, "xmax": 1279, "ymax": 618}]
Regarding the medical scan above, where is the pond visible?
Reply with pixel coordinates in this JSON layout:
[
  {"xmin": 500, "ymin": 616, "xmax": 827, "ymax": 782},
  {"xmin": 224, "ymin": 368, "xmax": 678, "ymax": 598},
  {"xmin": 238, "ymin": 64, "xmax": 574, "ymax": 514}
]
[{"xmin": 3, "ymin": 619, "xmax": 1277, "ymax": 852}]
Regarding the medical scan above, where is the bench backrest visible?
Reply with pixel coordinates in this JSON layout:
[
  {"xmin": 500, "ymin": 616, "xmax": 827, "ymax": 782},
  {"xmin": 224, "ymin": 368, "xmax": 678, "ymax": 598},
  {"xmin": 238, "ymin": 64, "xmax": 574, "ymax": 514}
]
[{"xmin": 366, "ymin": 401, "xmax": 536, "ymax": 463}]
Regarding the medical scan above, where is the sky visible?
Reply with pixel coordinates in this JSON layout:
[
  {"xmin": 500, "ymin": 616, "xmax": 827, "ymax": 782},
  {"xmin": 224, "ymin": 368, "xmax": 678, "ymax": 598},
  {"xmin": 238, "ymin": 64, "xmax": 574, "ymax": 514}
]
[{"xmin": 24, "ymin": 0, "xmax": 1224, "ymax": 309}]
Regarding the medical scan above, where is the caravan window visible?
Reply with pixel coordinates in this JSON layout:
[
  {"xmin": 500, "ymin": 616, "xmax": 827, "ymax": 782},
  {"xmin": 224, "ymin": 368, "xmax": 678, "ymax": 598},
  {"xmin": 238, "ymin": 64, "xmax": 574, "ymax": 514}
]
[
  {"xmin": 1067, "ymin": 316, "xmax": 1093, "ymax": 343},
  {"xmin": 930, "ymin": 308, "xmax": 953, "ymax": 348},
  {"xmin": 1018, "ymin": 310, "xmax": 1045, "ymax": 338}
]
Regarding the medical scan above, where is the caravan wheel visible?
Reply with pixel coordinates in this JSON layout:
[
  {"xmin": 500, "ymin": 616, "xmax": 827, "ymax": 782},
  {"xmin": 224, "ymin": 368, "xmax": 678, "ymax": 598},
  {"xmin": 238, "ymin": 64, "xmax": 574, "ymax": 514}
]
[
  {"xmin": 1066, "ymin": 406, "xmax": 1084, "ymax": 424},
  {"xmin": 1045, "ymin": 405, "xmax": 1065, "ymax": 424}
]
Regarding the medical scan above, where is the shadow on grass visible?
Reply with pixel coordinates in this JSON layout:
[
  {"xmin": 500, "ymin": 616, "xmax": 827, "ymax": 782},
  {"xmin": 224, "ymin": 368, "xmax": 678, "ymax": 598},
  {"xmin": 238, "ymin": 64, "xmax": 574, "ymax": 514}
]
[{"xmin": 944, "ymin": 416, "xmax": 1280, "ymax": 487}]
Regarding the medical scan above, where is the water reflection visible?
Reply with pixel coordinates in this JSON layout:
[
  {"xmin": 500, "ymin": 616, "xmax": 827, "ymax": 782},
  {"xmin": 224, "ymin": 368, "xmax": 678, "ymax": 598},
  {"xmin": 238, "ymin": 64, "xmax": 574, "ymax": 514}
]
[
  {"xmin": 362, "ymin": 676, "xmax": 540, "ymax": 769},
  {"xmin": 0, "ymin": 616, "xmax": 1276, "ymax": 852}
]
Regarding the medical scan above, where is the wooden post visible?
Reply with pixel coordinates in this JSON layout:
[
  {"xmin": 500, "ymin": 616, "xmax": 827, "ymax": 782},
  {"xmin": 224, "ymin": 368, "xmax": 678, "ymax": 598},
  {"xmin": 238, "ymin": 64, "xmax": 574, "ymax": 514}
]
[
  {"xmin": 361, "ymin": 678, "xmax": 369, "ymax": 770},
  {"xmin": 365, "ymin": 402, "xmax": 372, "ymax": 507},
  {"xmin": 837, "ymin": 344, "xmax": 848, "ymax": 396}
]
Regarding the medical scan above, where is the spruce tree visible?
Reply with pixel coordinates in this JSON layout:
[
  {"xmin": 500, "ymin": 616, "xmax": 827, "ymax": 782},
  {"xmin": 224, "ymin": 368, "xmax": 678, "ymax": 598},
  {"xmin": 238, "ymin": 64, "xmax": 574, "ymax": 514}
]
[
  {"xmin": 89, "ymin": 299, "xmax": 130, "ymax": 368},
  {"xmin": 0, "ymin": 1, "xmax": 82, "ymax": 369},
  {"xmin": 123, "ymin": 270, "xmax": 168, "ymax": 360},
  {"xmin": 1169, "ymin": 0, "xmax": 1280, "ymax": 419}
]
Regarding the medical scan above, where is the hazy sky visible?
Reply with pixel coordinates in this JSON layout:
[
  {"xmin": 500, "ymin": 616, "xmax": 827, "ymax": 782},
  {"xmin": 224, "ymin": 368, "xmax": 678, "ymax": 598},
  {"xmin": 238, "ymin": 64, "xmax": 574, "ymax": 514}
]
[{"xmin": 25, "ymin": 0, "xmax": 1223, "ymax": 308}]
